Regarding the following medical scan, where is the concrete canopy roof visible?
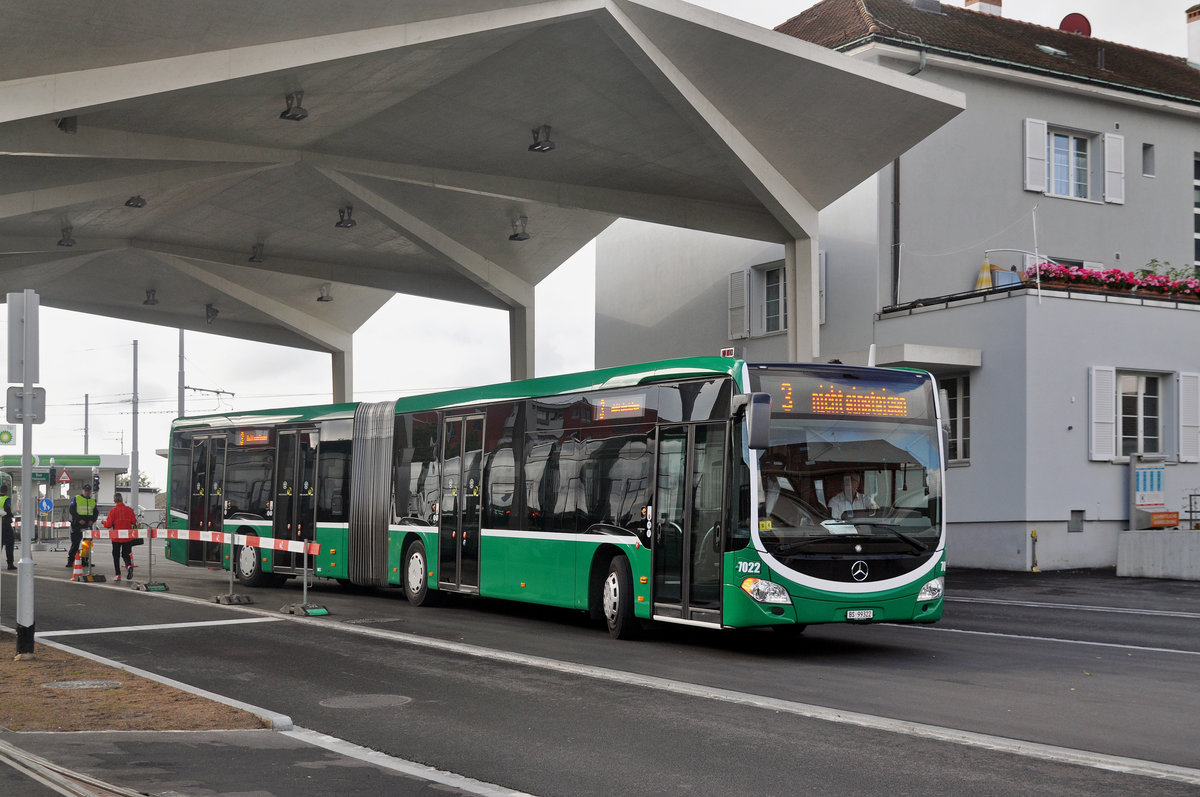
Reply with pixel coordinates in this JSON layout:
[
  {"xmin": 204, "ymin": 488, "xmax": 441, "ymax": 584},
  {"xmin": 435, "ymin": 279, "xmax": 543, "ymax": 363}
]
[{"xmin": 0, "ymin": 0, "xmax": 963, "ymax": 375}]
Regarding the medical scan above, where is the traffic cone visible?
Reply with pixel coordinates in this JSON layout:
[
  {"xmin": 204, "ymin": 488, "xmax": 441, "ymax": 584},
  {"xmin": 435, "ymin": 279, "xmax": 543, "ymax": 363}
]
[{"xmin": 70, "ymin": 554, "xmax": 82, "ymax": 581}]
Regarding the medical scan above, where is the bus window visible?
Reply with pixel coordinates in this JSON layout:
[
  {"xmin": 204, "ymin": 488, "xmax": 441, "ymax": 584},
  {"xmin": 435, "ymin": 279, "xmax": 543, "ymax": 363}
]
[
  {"xmin": 484, "ymin": 403, "xmax": 521, "ymax": 529},
  {"xmin": 394, "ymin": 412, "xmax": 439, "ymax": 524},
  {"xmin": 224, "ymin": 444, "xmax": 274, "ymax": 517},
  {"xmin": 169, "ymin": 433, "xmax": 191, "ymax": 515},
  {"xmin": 317, "ymin": 439, "xmax": 351, "ymax": 522}
]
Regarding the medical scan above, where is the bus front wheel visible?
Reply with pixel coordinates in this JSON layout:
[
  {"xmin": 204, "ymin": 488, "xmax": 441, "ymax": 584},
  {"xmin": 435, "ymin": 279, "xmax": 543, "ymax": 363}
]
[
  {"xmin": 404, "ymin": 539, "xmax": 440, "ymax": 607},
  {"xmin": 602, "ymin": 555, "xmax": 640, "ymax": 640}
]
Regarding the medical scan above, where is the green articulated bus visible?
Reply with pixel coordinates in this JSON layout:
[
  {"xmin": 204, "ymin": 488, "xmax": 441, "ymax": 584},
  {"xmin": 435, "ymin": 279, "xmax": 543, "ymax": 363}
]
[{"xmin": 164, "ymin": 357, "xmax": 946, "ymax": 638}]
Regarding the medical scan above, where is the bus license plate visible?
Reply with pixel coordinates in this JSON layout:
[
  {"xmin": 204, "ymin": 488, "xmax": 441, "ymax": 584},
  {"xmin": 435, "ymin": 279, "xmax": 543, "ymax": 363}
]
[{"xmin": 846, "ymin": 609, "xmax": 874, "ymax": 620}]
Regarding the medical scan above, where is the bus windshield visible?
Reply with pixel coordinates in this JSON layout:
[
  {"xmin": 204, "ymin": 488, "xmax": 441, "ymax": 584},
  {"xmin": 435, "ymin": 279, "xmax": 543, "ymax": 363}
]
[{"xmin": 749, "ymin": 367, "xmax": 942, "ymax": 556}]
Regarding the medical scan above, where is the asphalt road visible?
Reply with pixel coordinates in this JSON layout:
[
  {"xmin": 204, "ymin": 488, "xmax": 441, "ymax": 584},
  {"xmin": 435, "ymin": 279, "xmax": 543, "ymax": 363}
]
[{"xmin": 2, "ymin": 544, "xmax": 1198, "ymax": 796}]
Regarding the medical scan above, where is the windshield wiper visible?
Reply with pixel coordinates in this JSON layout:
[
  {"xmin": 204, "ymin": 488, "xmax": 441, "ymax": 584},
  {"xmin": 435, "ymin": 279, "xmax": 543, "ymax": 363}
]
[
  {"xmin": 775, "ymin": 535, "xmax": 847, "ymax": 554},
  {"xmin": 853, "ymin": 524, "xmax": 929, "ymax": 553}
]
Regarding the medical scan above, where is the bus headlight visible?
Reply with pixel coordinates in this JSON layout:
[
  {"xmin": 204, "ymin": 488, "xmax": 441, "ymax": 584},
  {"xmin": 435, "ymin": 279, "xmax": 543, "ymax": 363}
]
[
  {"xmin": 917, "ymin": 577, "xmax": 944, "ymax": 602},
  {"xmin": 740, "ymin": 577, "xmax": 792, "ymax": 604}
]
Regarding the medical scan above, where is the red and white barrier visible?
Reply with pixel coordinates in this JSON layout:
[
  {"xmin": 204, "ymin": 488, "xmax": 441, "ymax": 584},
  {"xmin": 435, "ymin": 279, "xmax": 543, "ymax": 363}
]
[{"xmin": 86, "ymin": 527, "xmax": 320, "ymax": 556}]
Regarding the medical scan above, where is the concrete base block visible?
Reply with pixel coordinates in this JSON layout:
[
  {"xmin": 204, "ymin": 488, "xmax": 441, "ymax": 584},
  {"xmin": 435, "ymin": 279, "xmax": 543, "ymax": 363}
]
[{"xmin": 1117, "ymin": 530, "xmax": 1200, "ymax": 580}]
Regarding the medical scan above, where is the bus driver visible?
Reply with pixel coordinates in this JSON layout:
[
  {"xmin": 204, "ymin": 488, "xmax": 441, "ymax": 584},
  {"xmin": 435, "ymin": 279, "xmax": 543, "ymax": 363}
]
[{"xmin": 827, "ymin": 473, "xmax": 877, "ymax": 519}]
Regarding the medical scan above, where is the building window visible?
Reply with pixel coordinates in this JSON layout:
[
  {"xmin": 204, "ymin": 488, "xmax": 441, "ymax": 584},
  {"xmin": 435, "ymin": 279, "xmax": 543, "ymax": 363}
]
[
  {"xmin": 1089, "ymin": 367, "xmax": 1188, "ymax": 462},
  {"xmin": 1193, "ymin": 156, "xmax": 1200, "ymax": 270},
  {"xmin": 1048, "ymin": 131, "xmax": 1090, "ymax": 199},
  {"xmin": 728, "ymin": 262, "xmax": 789, "ymax": 339},
  {"xmin": 1118, "ymin": 373, "xmax": 1161, "ymax": 456},
  {"xmin": 1024, "ymin": 119, "xmax": 1123, "ymax": 204},
  {"xmin": 1142, "ymin": 143, "xmax": 1155, "ymax": 177},
  {"xmin": 763, "ymin": 266, "xmax": 786, "ymax": 334},
  {"xmin": 942, "ymin": 375, "xmax": 970, "ymax": 463}
]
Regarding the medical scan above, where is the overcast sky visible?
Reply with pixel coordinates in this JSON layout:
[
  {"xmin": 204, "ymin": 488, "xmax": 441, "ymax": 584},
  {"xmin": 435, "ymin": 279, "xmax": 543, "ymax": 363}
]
[{"xmin": 0, "ymin": 0, "xmax": 1190, "ymax": 490}]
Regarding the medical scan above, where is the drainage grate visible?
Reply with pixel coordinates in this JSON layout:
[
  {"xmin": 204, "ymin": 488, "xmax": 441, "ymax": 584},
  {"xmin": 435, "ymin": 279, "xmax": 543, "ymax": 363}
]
[{"xmin": 42, "ymin": 680, "xmax": 122, "ymax": 690}]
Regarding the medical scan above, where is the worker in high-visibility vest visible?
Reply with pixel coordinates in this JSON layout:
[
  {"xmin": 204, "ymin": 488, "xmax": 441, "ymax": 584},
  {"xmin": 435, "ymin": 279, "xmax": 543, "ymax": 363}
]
[
  {"xmin": 67, "ymin": 483, "xmax": 97, "ymax": 568},
  {"xmin": 0, "ymin": 482, "xmax": 14, "ymax": 570}
]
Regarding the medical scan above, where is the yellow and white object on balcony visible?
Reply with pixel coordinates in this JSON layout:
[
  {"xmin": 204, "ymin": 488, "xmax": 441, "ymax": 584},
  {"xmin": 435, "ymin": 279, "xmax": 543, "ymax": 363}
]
[{"xmin": 974, "ymin": 257, "xmax": 993, "ymax": 290}]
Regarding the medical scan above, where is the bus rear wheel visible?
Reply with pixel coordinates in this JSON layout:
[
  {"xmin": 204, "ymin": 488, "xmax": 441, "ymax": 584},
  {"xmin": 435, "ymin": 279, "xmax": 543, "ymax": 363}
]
[
  {"xmin": 234, "ymin": 545, "xmax": 273, "ymax": 587},
  {"xmin": 602, "ymin": 555, "xmax": 640, "ymax": 640},
  {"xmin": 403, "ymin": 539, "xmax": 441, "ymax": 607}
]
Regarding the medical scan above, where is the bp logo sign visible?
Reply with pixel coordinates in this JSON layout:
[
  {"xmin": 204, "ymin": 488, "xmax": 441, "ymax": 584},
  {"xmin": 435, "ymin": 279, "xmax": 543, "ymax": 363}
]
[{"xmin": 0, "ymin": 427, "xmax": 14, "ymax": 445}]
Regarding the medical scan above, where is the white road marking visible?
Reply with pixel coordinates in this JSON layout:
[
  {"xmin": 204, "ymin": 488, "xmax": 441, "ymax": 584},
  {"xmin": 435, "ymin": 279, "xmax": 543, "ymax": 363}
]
[
  {"xmin": 900, "ymin": 623, "xmax": 1200, "ymax": 656},
  {"xmin": 947, "ymin": 595, "xmax": 1200, "ymax": 619},
  {"xmin": 284, "ymin": 727, "xmax": 535, "ymax": 797},
  {"xmin": 37, "ymin": 617, "xmax": 284, "ymax": 637}
]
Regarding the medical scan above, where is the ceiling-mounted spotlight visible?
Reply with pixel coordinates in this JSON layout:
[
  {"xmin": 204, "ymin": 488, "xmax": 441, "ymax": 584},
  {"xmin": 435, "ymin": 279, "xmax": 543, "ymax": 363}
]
[
  {"xmin": 143, "ymin": 289, "xmax": 158, "ymax": 306},
  {"xmin": 509, "ymin": 215, "xmax": 530, "ymax": 242},
  {"xmin": 334, "ymin": 206, "xmax": 356, "ymax": 229},
  {"xmin": 528, "ymin": 124, "xmax": 555, "ymax": 153},
  {"xmin": 125, "ymin": 195, "xmax": 147, "ymax": 208},
  {"xmin": 57, "ymin": 225, "xmax": 76, "ymax": 247},
  {"xmin": 205, "ymin": 304, "xmax": 219, "ymax": 325},
  {"xmin": 249, "ymin": 243, "xmax": 265, "ymax": 263},
  {"xmin": 317, "ymin": 283, "xmax": 334, "ymax": 303},
  {"xmin": 280, "ymin": 91, "xmax": 308, "ymax": 121},
  {"xmin": 55, "ymin": 116, "xmax": 77, "ymax": 134}
]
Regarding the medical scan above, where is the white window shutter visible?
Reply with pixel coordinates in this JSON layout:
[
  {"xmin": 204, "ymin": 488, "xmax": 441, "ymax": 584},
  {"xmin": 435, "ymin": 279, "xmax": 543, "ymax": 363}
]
[
  {"xmin": 728, "ymin": 269, "xmax": 749, "ymax": 340},
  {"xmin": 1179, "ymin": 372, "xmax": 1200, "ymax": 463},
  {"xmin": 1104, "ymin": 133, "xmax": 1125, "ymax": 204},
  {"xmin": 1024, "ymin": 118, "xmax": 1047, "ymax": 192},
  {"xmin": 1089, "ymin": 366, "xmax": 1116, "ymax": 461},
  {"xmin": 818, "ymin": 250, "xmax": 827, "ymax": 326}
]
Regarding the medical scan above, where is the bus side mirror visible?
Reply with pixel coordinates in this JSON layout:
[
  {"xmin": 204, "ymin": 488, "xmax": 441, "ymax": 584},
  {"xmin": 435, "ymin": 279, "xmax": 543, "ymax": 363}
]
[{"xmin": 734, "ymin": 393, "xmax": 772, "ymax": 450}]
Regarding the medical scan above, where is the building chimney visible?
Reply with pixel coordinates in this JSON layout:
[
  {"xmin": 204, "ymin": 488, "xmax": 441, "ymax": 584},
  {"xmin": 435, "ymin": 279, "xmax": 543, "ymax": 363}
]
[
  {"xmin": 1189, "ymin": 5, "xmax": 1200, "ymax": 66},
  {"xmin": 965, "ymin": 0, "xmax": 1001, "ymax": 16}
]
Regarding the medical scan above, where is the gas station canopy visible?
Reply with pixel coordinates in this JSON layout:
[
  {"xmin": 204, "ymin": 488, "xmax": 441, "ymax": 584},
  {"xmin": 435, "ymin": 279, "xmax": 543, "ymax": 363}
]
[{"xmin": 0, "ymin": 0, "xmax": 963, "ymax": 398}]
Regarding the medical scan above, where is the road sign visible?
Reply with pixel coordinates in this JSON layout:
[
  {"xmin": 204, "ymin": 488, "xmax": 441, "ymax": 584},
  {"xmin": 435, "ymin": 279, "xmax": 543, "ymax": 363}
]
[
  {"xmin": 58, "ymin": 469, "xmax": 71, "ymax": 484},
  {"xmin": 38, "ymin": 498, "xmax": 52, "ymax": 513},
  {"xmin": 5, "ymin": 386, "xmax": 46, "ymax": 424},
  {"xmin": 30, "ymin": 468, "xmax": 50, "ymax": 483}
]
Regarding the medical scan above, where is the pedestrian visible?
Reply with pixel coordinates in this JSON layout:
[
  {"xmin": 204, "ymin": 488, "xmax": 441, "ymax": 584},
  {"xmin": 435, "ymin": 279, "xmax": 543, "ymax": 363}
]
[
  {"xmin": 67, "ymin": 483, "xmax": 98, "ymax": 568},
  {"xmin": 103, "ymin": 493, "xmax": 137, "ymax": 581},
  {"xmin": 0, "ymin": 482, "xmax": 14, "ymax": 570}
]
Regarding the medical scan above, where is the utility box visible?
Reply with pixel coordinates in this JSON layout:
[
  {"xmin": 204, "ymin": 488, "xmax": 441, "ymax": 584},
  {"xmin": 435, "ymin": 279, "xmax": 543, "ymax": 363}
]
[{"xmin": 1129, "ymin": 458, "xmax": 1178, "ymax": 529}]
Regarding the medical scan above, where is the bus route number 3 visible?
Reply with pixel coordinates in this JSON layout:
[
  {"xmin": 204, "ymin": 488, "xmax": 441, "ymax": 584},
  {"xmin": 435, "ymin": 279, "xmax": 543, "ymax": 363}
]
[{"xmin": 736, "ymin": 561, "xmax": 762, "ymax": 574}]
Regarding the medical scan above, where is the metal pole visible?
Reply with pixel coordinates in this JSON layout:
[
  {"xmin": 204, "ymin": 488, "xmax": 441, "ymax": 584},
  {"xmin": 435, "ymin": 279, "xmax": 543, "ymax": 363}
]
[
  {"xmin": 16, "ymin": 290, "xmax": 37, "ymax": 655},
  {"xmin": 178, "ymin": 329, "xmax": 185, "ymax": 419},
  {"xmin": 83, "ymin": 393, "xmax": 88, "ymax": 455},
  {"xmin": 130, "ymin": 341, "xmax": 139, "ymax": 522}
]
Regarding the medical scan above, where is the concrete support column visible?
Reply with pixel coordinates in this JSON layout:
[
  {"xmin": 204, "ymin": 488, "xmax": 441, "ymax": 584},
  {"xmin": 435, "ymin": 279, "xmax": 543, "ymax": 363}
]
[
  {"xmin": 332, "ymin": 347, "xmax": 352, "ymax": 403},
  {"xmin": 509, "ymin": 302, "xmax": 534, "ymax": 381},
  {"xmin": 786, "ymin": 236, "xmax": 820, "ymax": 362}
]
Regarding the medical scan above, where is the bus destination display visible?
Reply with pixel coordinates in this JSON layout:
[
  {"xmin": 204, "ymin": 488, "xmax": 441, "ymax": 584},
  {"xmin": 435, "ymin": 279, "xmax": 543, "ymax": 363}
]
[
  {"xmin": 810, "ymin": 384, "xmax": 907, "ymax": 417},
  {"xmin": 753, "ymin": 371, "xmax": 928, "ymax": 421},
  {"xmin": 593, "ymin": 393, "xmax": 646, "ymax": 421},
  {"xmin": 236, "ymin": 429, "xmax": 272, "ymax": 446}
]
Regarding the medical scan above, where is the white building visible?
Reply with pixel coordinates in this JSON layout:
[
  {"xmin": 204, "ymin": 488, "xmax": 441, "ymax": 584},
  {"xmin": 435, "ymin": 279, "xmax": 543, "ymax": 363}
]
[{"xmin": 595, "ymin": 0, "xmax": 1200, "ymax": 571}]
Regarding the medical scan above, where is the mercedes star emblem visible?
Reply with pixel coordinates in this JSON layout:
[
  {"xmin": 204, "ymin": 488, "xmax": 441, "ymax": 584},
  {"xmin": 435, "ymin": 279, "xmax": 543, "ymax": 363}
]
[{"xmin": 850, "ymin": 560, "xmax": 869, "ymax": 581}]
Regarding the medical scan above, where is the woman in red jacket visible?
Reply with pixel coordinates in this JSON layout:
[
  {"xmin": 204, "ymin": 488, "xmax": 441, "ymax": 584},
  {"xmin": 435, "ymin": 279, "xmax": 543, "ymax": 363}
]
[{"xmin": 103, "ymin": 493, "xmax": 138, "ymax": 581}]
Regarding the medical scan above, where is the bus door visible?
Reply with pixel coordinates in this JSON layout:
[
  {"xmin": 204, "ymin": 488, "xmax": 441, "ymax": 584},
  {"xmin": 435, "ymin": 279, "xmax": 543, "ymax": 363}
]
[
  {"xmin": 653, "ymin": 423, "xmax": 726, "ymax": 625},
  {"xmin": 272, "ymin": 428, "xmax": 318, "ymax": 572},
  {"xmin": 188, "ymin": 434, "xmax": 226, "ymax": 566},
  {"xmin": 439, "ymin": 415, "xmax": 484, "ymax": 593}
]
